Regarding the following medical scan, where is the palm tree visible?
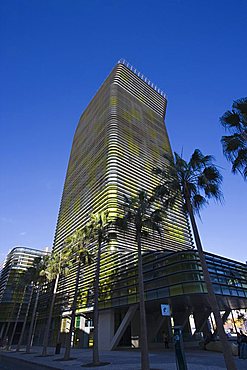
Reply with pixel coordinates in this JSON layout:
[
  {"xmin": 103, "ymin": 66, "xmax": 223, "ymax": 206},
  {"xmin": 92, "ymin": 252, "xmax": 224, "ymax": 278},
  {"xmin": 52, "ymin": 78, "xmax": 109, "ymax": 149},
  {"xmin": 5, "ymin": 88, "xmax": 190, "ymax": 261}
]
[
  {"xmin": 154, "ymin": 149, "xmax": 237, "ymax": 370},
  {"xmin": 25, "ymin": 256, "xmax": 49, "ymax": 353},
  {"xmin": 2, "ymin": 281, "xmax": 24, "ymax": 348},
  {"xmin": 16, "ymin": 256, "xmax": 48, "ymax": 352},
  {"xmin": 7, "ymin": 284, "xmax": 28, "ymax": 349},
  {"xmin": 89, "ymin": 211, "xmax": 110, "ymax": 366},
  {"xmin": 7, "ymin": 265, "xmax": 39, "ymax": 349},
  {"xmin": 63, "ymin": 227, "xmax": 94, "ymax": 360},
  {"xmin": 41, "ymin": 249, "xmax": 70, "ymax": 356},
  {"xmin": 116, "ymin": 191, "xmax": 163, "ymax": 370},
  {"xmin": 220, "ymin": 97, "xmax": 247, "ymax": 179}
]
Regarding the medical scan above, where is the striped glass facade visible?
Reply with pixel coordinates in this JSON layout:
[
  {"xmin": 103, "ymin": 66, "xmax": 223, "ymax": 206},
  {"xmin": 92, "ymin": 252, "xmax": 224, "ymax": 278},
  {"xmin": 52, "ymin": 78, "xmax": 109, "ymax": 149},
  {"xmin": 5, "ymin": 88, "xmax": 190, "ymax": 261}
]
[
  {"xmin": 0, "ymin": 247, "xmax": 49, "ymax": 322},
  {"xmin": 53, "ymin": 61, "xmax": 194, "ymax": 312},
  {"xmin": 87, "ymin": 250, "xmax": 247, "ymax": 311}
]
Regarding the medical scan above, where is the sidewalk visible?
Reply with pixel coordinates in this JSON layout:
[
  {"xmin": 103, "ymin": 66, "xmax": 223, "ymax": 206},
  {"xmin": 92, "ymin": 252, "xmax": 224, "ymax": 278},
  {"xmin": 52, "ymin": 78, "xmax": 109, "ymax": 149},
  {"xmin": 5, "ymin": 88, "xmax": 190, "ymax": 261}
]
[{"xmin": 0, "ymin": 346, "xmax": 246, "ymax": 370}]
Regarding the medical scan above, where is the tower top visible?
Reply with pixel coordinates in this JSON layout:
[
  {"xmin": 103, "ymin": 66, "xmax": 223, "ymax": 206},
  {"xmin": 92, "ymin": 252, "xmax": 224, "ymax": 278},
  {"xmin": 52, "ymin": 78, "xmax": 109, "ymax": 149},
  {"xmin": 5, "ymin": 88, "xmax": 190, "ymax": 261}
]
[{"xmin": 117, "ymin": 58, "xmax": 167, "ymax": 98}]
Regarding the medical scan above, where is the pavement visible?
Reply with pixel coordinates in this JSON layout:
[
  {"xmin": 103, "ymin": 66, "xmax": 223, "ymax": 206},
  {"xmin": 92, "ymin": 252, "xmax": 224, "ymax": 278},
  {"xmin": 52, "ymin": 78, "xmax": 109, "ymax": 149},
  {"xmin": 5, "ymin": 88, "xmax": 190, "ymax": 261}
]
[{"xmin": 0, "ymin": 346, "xmax": 246, "ymax": 370}]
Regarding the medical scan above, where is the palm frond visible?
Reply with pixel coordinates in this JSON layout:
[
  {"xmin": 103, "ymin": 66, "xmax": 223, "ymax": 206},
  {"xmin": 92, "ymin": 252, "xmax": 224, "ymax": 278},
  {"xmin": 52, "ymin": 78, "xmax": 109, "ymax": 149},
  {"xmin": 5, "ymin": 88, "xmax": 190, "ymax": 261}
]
[
  {"xmin": 189, "ymin": 149, "xmax": 214, "ymax": 170},
  {"xmin": 174, "ymin": 152, "xmax": 187, "ymax": 172},
  {"xmin": 232, "ymin": 148, "xmax": 247, "ymax": 178},
  {"xmin": 158, "ymin": 149, "xmax": 223, "ymax": 216},
  {"xmin": 163, "ymin": 152, "xmax": 174, "ymax": 165},
  {"xmin": 220, "ymin": 98, "xmax": 247, "ymax": 179},
  {"xmin": 220, "ymin": 111, "xmax": 241, "ymax": 129},
  {"xmin": 154, "ymin": 184, "xmax": 170, "ymax": 199},
  {"xmin": 232, "ymin": 97, "xmax": 247, "ymax": 114},
  {"xmin": 115, "ymin": 216, "xmax": 129, "ymax": 231},
  {"xmin": 152, "ymin": 167, "xmax": 165, "ymax": 177},
  {"xmin": 244, "ymin": 164, "xmax": 247, "ymax": 179},
  {"xmin": 221, "ymin": 134, "xmax": 244, "ymax": 154},
  {"xmin": 198, "ymin": 166, "xmax": 223, "ymax": 189},
  {"xmin": 192, "ymin": 194, "xmax": 207, "ymax": 212},
  {"xmin": 117, "ymin": 190, "xmax": 164, "ymax": 244},
  {"xmin": 204, "ymin": 183, "xmax": 223, "ymax": 202}
]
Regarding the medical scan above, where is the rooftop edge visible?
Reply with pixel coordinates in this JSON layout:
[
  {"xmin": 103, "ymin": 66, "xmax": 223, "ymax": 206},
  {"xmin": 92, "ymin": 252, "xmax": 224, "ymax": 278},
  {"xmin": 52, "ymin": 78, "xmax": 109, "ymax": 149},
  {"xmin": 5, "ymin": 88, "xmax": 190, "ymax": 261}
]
[{"xmin": 117, "ymin": 58, "xmax": 167, "ymax": 98}]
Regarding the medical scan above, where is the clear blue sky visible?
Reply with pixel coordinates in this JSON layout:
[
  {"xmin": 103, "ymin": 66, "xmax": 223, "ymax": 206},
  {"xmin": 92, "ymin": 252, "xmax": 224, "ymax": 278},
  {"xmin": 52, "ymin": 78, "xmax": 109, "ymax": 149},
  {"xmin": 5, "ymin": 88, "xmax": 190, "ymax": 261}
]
[{"xmin": 0, "ymin": 0, "xmax": 246, "ymax": 265}]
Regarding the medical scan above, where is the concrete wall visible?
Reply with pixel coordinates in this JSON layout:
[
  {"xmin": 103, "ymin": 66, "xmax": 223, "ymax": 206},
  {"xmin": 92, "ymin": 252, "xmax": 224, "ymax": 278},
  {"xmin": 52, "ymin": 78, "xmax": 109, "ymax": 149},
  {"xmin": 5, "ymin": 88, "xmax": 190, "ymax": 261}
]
[{"xmin": 98, "ymin": 309, "xmax": 115, "ymax": 350}]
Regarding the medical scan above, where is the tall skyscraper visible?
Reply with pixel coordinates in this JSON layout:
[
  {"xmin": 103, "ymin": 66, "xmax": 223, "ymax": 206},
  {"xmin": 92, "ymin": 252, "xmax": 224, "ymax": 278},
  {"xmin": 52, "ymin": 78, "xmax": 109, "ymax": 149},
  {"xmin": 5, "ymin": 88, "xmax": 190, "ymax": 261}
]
[
  {"xmin": 51, "ymin": 60, "xmax": 195, "ymax": 347},
  {"xmin": 50, "ymin": 61, "xmax": 247, "ymax": 350},
  {"xmin": 54, "ymin": 60, "xmax": 193, "ymax": 254}
]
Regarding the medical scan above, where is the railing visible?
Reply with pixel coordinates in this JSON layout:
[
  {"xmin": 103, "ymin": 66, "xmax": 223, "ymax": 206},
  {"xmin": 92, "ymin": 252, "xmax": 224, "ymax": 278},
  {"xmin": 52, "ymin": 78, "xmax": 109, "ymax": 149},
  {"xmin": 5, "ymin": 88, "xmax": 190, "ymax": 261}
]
[{"xmin": 117, "ymin": 58, "xmax": 167, "ymax": 98}]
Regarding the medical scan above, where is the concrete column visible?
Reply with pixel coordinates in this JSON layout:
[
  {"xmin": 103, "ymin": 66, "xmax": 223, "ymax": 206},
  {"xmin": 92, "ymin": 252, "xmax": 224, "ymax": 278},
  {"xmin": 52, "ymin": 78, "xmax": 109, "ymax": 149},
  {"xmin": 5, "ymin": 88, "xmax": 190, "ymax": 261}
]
[
  {"xmin": 98, "ymin": 309, "xmax": 115, "ymax": 350},
  {"xmin": 147, "ymin": 312, "xmax": 166, "ymax": 343},
  {"xmin": 193, "ymin": 309, "xmax": 211, "ymax": 338},
  {"xmin": 0, "ymin": 323, "xmax": 6, "ymax": 340},
  {"xmin": 109, "ymin": 305, "xmax": 138, "ymax": 350},
  {"xmin": 173, "ymin": 309, "xmax": 192, "ymax": 338}
]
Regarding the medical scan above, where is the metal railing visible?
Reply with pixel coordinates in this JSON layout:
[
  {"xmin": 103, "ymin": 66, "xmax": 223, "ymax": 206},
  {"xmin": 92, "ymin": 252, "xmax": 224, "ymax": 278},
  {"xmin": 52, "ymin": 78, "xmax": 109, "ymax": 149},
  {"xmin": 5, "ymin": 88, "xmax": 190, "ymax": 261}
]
[{"xmin": 117, "ymin": 58, "xmax": 167, "ymax": 98}]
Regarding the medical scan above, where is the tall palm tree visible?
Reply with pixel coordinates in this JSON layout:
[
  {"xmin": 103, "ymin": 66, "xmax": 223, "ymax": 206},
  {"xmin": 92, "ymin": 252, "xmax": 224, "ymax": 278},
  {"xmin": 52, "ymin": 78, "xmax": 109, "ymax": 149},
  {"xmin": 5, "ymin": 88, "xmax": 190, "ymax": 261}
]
[
  {"xmin": 7, "ymin": 266, "xmax": 38, "ymax": 349},
  {"xmin": 89, "ymin": 211, "xmax": 110, "ymax": 366},
  {"xmin": 220, "ymin": 97, "xmax": 247, "ymax": 179},
  {"xmin": 154, "ymin": 149, "xmax": 237, "ymax": 370},
  {"xmin": 41, "ymin": 249, "xmax": 70, "ymax": 356},
  {"xmin": 7, "ymin": 284, "xmax": 28, "ymax": 349},
  {"xmin": 63, "ymin": 227, "xmax": 94, "ymax": 360},
  {"xmin": 16, "ymin": 256, "xmax": 48, "ymax": 352},
  {"xmin": 116, "ymin": 191, "xmax": 163, "ymax": 370},
  {"xmin": 25, "ymin": 256, "xmax": 49, "ymax": 353},
  {"xmin": 2, "ymin": 280, "xmax": 25, "ymax": 348}
]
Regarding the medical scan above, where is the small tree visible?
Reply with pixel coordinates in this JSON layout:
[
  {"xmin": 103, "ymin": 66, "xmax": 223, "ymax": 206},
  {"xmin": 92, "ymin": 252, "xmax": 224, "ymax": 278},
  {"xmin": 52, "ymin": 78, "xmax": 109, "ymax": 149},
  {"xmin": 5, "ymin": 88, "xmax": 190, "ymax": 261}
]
[
  {"xmin": 154, "ymin": 149, "xmax": 237, "ymax": 370},
  {"xmin": 220, "ymin": 97, "xmax": 247, "ymax": 179},
  {"xmin": 41, "ymin": 249, "xmax": 70, "ymax": 356},
  {"xmin": 116, "ymin": 191, "xmax": 163, "ymax": 370},
  {"xmin": 63, "ymin": 227, "xmax": 93, "ymax": 360}
]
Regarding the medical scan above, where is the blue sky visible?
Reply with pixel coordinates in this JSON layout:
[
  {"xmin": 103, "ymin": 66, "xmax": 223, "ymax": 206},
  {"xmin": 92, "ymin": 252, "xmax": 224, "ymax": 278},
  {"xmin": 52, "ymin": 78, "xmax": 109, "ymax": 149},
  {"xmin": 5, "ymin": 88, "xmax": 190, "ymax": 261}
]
[{"xmin": 0, "ymin": 0, "xmax": 246, "ymax": 265}]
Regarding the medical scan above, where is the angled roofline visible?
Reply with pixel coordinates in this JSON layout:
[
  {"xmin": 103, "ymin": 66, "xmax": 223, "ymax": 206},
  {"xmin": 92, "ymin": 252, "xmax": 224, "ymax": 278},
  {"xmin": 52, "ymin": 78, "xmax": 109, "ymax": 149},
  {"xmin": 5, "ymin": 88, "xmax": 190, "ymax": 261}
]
[{"xmin": 117, "ymin": 58, "xmax": 167, "ymax": 98}]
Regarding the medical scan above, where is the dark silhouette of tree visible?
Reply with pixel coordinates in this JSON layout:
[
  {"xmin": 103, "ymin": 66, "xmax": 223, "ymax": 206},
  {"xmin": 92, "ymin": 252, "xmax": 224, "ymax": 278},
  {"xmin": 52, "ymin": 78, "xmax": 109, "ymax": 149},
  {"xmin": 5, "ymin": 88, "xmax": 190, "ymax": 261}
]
[
  {"xmin": 41, "ymin": 249, "xmax": 70, "ymax": 356},
  {"xmin": 7, "ymin": 284, "xmax": 28, "ymax": 349},
  {"xmin": 116, "ymin": 191, "xmax": 163, "ymax": 370},
  {"xmin": 63, "ymin": 227, "xmax": 93, "ymax": 360},
  {"xmin": 220, "ymin": 97, "xmax": 247, "ymax": 179},
  {"xmin": 154, "ymin": 149, "xmax": 237, "ymax": 370},
  {"xmin": 16, "ymin": 256, "xmax": 49, "ymax": 352},
  {"xmin": 89, "ymin": 211, "xmax": 110, "ymax": 366}
]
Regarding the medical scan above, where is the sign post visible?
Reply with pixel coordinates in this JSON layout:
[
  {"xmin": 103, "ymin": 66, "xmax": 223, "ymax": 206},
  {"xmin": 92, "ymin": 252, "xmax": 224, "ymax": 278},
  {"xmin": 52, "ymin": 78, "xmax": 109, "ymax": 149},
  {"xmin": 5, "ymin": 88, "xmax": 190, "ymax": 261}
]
[{"xmin": 173, "ymin": 326, "xmax": 188, "ymax": 370}]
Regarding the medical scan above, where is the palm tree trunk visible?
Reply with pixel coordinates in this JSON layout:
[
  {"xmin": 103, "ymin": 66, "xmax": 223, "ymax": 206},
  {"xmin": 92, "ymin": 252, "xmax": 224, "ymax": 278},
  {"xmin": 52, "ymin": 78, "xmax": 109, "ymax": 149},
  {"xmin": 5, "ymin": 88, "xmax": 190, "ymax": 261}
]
[
  {"xmin": 63, "ymin": 259, "xmax": 81, "ymax": 360},
  {"xmin": 93, "ymin": 238, "xmax": 101, "ymax": 365},
  {"xmin": 42, "ymin": 274, "xmax": 59, "ymax": 356},
  {"xmin": 3, "ymin": 321, "xmax": 11, "ymax": 347},
  {"xmin": 16, "ymin": 285, "xmax": 34, "ymax": 351},
  {"xmin": 8, "ymin": 286, "xmax": 27, "ymax": 349},
  {"xmin": 3, "ymin": 286, "xmax": 21, "ymax": 345},
  {"xmin": 186, "ymin": 195, "xmax": 237, "ymax": 370},
  {"xmin": 26, "ymin": 287, "xmax": 40, "ymax": 353},
  {"xmin": 136, "ymin": 232, "xmax": 150, "ymax": 370}
]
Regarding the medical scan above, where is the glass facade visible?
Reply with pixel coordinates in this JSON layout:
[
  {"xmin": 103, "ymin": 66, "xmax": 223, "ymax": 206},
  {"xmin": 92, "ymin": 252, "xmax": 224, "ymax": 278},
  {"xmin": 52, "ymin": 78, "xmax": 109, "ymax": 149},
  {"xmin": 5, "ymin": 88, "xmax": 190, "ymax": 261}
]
[
  {"xmin": 0, "ymin": 247, "xmax": 49, "ymax": 322},
  {"xmin": 53, "ymin": 61, "xmax": 194, "ymax": 312},
  {"xmin": 91, "ymin": 251, "xmax": 247, "ymax": 310},
  {"xmin": 52, "ymin": 61, "xmax": 247, "ymax": 316}
]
